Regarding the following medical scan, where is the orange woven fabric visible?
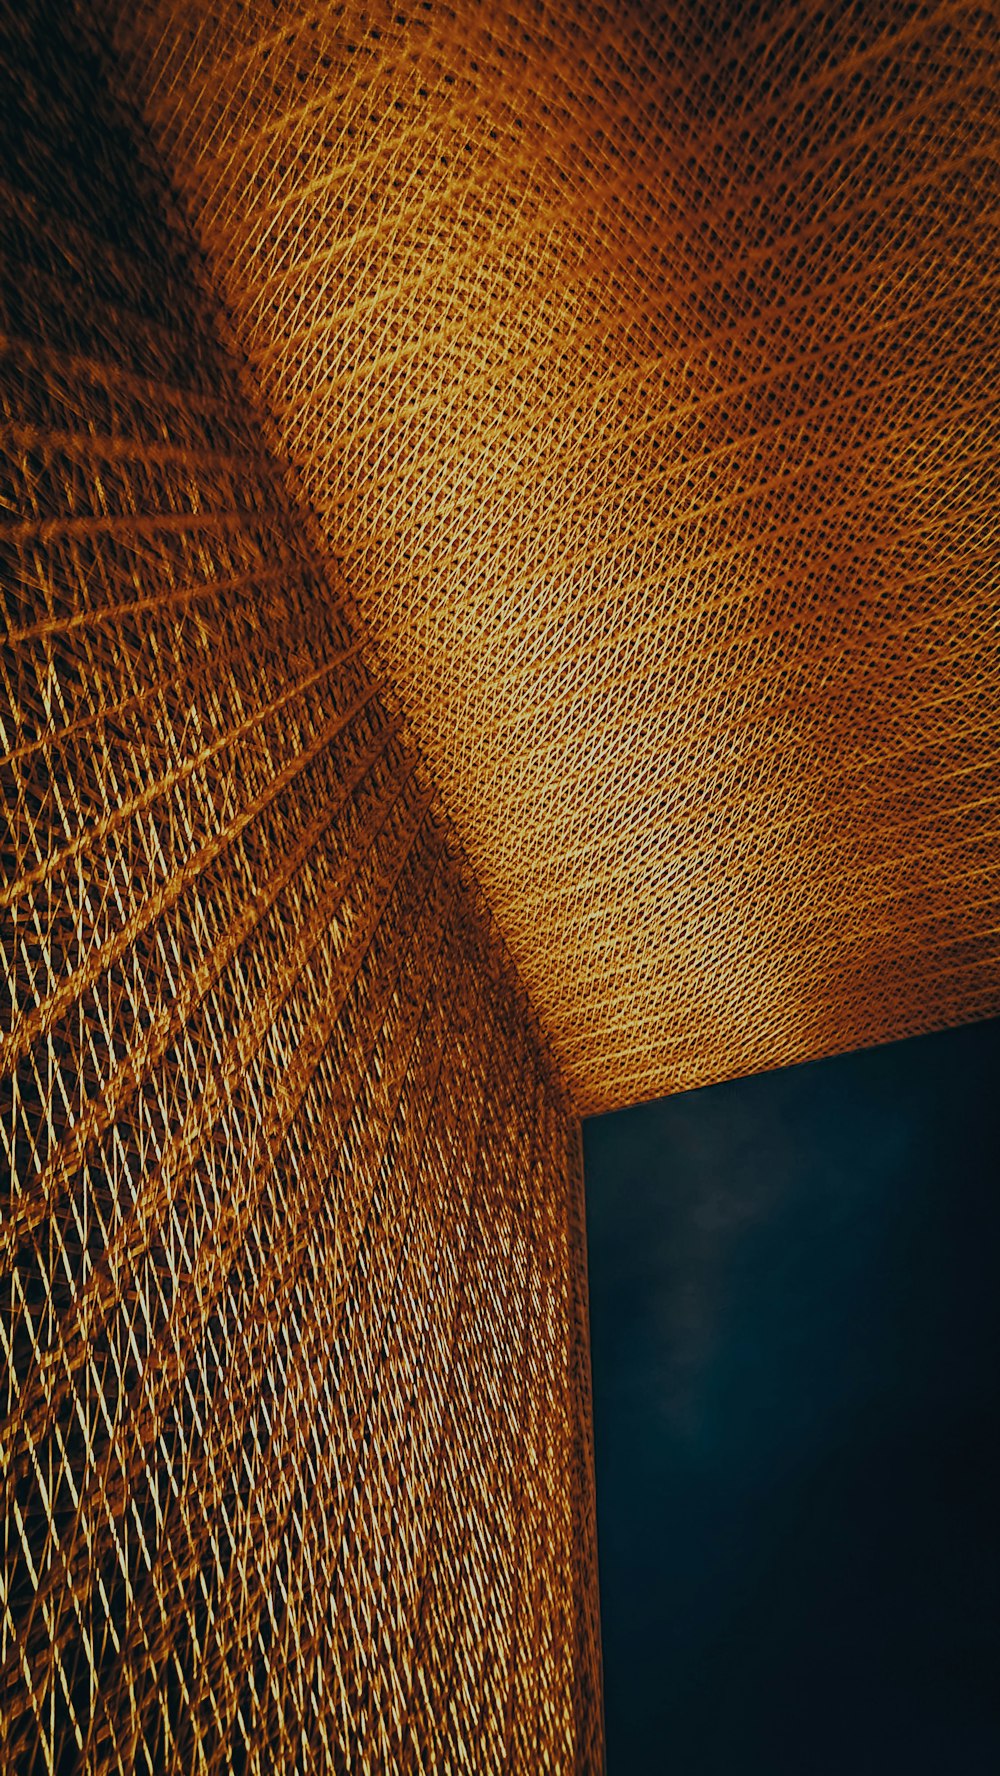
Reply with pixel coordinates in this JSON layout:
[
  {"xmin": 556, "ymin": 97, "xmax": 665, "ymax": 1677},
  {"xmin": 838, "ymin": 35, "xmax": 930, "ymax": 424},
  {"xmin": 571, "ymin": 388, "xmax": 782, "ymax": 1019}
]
[{"xmin": 94, "ymin": 0, "xmax": 1000, "ymax": 1111}]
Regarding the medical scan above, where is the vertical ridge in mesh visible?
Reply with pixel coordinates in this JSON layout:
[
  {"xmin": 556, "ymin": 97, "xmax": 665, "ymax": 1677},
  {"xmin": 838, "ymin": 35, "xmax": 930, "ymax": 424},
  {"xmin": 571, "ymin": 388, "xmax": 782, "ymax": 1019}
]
[{"xmin": 0, "ymin": 5, "xmax": 603, "ymax": 1769}]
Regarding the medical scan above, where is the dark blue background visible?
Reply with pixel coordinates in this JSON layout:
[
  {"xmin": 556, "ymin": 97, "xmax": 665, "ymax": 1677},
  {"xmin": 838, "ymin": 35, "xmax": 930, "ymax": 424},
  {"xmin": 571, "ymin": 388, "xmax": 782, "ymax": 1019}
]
[{"xmin": 584, "ymin": 1017, "xmax": 1000, "ymax": 1774}]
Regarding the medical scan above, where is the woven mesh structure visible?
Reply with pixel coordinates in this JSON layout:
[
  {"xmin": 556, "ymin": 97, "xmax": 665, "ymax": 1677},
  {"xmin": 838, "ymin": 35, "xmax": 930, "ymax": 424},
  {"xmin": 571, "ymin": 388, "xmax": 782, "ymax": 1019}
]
[
  {"xmin": 94, "ymin": 0, "xmax": 1000, "ymax": 1111},
  {"xmin": 1, "ymin": 5, "xmax": 602, "ymax": 1770}
]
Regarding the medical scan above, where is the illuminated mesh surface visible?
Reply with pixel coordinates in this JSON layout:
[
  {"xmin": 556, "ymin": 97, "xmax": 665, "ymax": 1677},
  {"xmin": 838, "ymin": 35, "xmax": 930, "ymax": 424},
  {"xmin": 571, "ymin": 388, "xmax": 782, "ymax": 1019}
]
[
  {"xmin": 0, "ymin": 7, "xmax": 602, "ymax": 1770},
  {"xmin": 96, "ymin": 0, "xmax": 1000, "ymax": 1110}
]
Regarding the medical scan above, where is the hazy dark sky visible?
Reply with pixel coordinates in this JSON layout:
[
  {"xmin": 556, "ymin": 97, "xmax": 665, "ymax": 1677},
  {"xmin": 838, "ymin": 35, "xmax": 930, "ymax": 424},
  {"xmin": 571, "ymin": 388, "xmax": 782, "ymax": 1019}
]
[{"xmin": 584, "ymin": 1018, "xmax": 1000, "ymax": 1774}]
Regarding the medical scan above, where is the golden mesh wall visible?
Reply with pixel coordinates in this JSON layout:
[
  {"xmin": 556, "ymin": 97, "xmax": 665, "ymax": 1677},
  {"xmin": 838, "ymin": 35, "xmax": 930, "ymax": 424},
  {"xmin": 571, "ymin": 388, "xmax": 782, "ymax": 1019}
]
[
  {"xmin": 93, "ymin": 0, "xmax": 1000, "ymax": 1111},
  {"xmin": 0, "ymin": 6, "xmax": 602, "ymax": 1770}
]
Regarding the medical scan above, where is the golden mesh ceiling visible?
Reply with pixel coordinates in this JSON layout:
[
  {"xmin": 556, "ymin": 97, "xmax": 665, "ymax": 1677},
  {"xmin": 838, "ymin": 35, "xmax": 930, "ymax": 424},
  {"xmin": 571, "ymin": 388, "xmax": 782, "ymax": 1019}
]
[{"xmin": 97, "ymin": 0, "xmax": 1000, "ymax": 1112}]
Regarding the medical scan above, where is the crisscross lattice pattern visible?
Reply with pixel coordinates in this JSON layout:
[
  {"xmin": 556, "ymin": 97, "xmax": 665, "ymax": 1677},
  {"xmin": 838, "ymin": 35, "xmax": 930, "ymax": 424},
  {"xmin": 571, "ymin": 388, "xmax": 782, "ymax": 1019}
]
[
  {"xmin": 96, "ymin": 0, "xmax": 1000, "ymax": 1110},
  {"xmin": 0, "ymin": 6, "xmax": 602, "ymax": 1769}
]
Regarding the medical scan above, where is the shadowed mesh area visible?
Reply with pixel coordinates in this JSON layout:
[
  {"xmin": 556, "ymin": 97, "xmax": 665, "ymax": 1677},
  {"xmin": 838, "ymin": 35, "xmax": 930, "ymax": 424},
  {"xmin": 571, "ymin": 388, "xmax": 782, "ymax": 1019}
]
[
  {"xmin": 91, "ymin": 0, "xmax": 1000, "ymax": 1112},
  {"xmin": 0, "ymin": 5, "xmax": 602, "ymax": 1769}
]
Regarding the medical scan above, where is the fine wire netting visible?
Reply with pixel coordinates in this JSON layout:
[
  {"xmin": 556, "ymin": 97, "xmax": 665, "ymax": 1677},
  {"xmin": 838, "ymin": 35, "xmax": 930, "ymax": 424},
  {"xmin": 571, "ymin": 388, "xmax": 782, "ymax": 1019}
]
[
  {"xmin": 0, "ymin": 4, "xmax": 603, "ymax": 1769},
  {"xmin": 93, "ymin": 0, "xmax": 1000, "ymax": 1112}
]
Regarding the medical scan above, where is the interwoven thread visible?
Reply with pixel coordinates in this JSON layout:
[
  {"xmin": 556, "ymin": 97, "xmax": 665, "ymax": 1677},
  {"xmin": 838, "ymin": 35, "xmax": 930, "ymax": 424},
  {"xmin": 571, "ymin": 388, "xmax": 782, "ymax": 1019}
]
[
  {"xmin": 95, "ymin": 0, "xmax": 1000, "ymax": 1111},
  {"xmin": 0, "ymin": 5, "xmax": 602, "ymax": 1769}
]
